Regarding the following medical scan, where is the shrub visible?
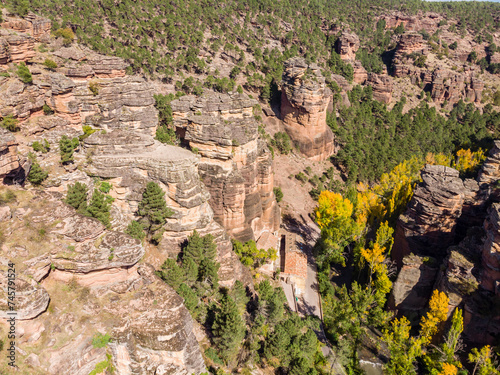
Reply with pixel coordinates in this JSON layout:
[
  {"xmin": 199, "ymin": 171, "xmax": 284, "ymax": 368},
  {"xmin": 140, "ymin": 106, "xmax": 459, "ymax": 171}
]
[
  {"xmin": 126, "ymin": 220, "xmax": 146, "ymax": 240},
  {"xmin": 32, "ymin": 139, "xmax": 50, "ymax": 153},
  {"xmin": 53, "ymin": 27, "xmax": 75, "ymax": 46},
  {"xmin": 16, "ymin": 62, "xmax": 32, "ymax": 84},
  {"xmin": 414, "ymin": 55, "xmax": 427, "ymax": 68},
  {"xmin": 65, "ymin": 182, "xmax": 88, "ymax": 213},
  {"xmin": 449, "ymin": 41, "xmax": 458, "ymax": 50},
  {"xmin": 91, "ymin": 332, "xmax": 111, "ymax": 348},
  {"xmin": 43, "ymin": 59, "xmax": 58, "ymax": 70},
  {"xmin": 0, "ymin": 115, "xmax": 19, "ymax": 132},
  {"xmin": 295, "ymin": 172, "xmax": 308, "ymax": 183},
  {"xmin": 43, "ymin": 104, "xmax": 54, "ymax": 115},
  {"xmin": 59, "ymin": 135, "xmax": 79, "ymax": 164},
  {"xmin": 0, "ymin": 71, "xmax": 10, "ymax": 78},
  {"xmin": 99, "ymin": 181, "xmax": 112, "ymax": 193},
  {"xmin": 27, "ymin": 161, "xmax": 48, "ymax": 186},
  {"xmin": 155, "ymin": 126, "xmax": 178, "ymax": 145},
  {"xmin": 87, "ymin": 189, "xmax": 112, "ymax": 228},
  {"xmin": 88, "ymin": 81, "xmax": 99, "ymax": 96},
  {"xmin": 272, "ymin": 132, "xmax": 292, "ymax": 154},
  {"xmin": 273, "ymin": 186, "xmax": 283, "ymax": 202}
]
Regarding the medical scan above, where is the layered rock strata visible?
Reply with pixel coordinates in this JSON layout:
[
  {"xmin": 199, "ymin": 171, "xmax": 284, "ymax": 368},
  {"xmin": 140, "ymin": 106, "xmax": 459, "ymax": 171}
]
[
  {"xmin": 367, "ymin": 73, "xmax": 393, "ymax": 104},
  {"xmin": 0, "ymin": 128, "xmax": 19, "ymax": 181},
  {"xmin": 280, "ymin": 57, "xmax": 335, "ymax": 161},
  {"xmin": 170, "ymin": 92, "xmax": 281, "ymax": 242},
  {"xmin": 393, "ymin": 165, "xmax": 471, "ymax": 265},
  {"xmin": 0, "ymin": 190, "xmax": 206, "ymax": 374},
  {"xmin": 336, "ymin": 31, "xmax": 360, "ymax": 61}
]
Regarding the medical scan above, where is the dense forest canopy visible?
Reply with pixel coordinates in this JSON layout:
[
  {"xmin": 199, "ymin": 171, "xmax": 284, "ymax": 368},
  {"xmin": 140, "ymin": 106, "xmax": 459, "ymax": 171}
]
[{"xmin": 8, "ymin": 0, "xmax": 500, "ymax": 78}]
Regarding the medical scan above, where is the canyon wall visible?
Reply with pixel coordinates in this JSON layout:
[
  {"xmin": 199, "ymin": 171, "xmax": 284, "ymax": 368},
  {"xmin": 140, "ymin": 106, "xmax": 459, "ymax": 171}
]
[{"xmin": 171, "ymin": 92, "xmax": 280, "ymax": 243}]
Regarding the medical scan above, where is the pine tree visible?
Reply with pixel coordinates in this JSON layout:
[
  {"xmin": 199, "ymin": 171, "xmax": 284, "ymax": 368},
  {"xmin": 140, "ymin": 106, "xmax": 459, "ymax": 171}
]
[
  {"xmin": 125, "ymin": 220, "xmax": 146, "ymax": 240},
  {"xmin": 65, "ymin": 182, "xmax": 88, "ymax": 213},
  {"xmin": 27, "ymin": 160, "xmax": 48, "ymax": 186},
  {"xmin": 137, "ymin": 182, "xmax": 173, "ymax": 235},
  {"xmin": 212, "ymin": 293, "xmax": 246, "ymax": 363},
  {"xmin": 87, "ymin": 189, "xmax": 111, "ymax": 228},
  {"xmin": 59, "ymin": 135, "xmax": 79, "ymax": 164}
]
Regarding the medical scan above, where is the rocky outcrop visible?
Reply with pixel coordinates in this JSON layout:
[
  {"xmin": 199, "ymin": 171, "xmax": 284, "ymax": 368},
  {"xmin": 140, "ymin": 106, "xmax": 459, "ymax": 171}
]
[
  {"xmin": 0, "ymin": 190, "xmax": 207, "ymax": 374},
  {"xmin": 2, "ymin": 12, "xmax": 51, "ymax": 41},
  {"xmin": 478, "ymin": 141, "xmax": 500, "ymax": 187},
  {"xmin": 170, "ymin": 92, "xmax": 280, "ymax": 242},
  {"xmin": 389, "ymin": 254, "xmax": 439, "ymax": 314},
  {"xmin": 0, "ymin": 128, "xmax": 19, "ymax": 181},
  {"xmin": 0, "ymin": 30, "xmax": 36, "ymax": 64},
  {"xmin": 280, "ymin": 57, "xmax": 335, "ymax": 161},
  {"xmin": 395, "ymin": 32, "xmax": 428, "ymax": 57},
  {"xmin": 83, "ymin": 133, "xmax": 252, "ymax": 286},
  {"xmin": 352, "ymin": 60, "xmax": 368, "ymax": 84},
  {"xmin": 367, "ymin": 73, "xmax": 393, "ymax": 104},
  {"xmin": 481, "ymin": 203, "xmax": 500, "ymax": 294},
  {"xmin": 393, "ymin": 165, "xmax": 473, "ymax": 266},
  {"xmin": 381, "ymin": 11, "xmax": 442, "ymax": 34},
  {"xmin": 336, "ymin": 31, "xmax": 360, "ymax": 61}
]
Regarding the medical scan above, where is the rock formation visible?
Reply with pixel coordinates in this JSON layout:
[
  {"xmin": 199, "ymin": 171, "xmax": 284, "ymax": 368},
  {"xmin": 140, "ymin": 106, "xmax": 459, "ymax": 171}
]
[
  {"xmin": 392, "ymin": 146, "xmax": 500, "ymax": 344},
  {"xmin": 170, "ymin": 92, "xmax": 280, "ymax": 243},
  {"xmin": 336, "ymin": 31, "xmax": 360, "ymax": 61},
  {"xmin": 367, "ymin": 73, "xmax": 393, "ymax": 104},
  {"xmin": 381, "ymin": 11, "xmax": 442, "ymax": 34},
  {"xmin": 280, "ymin": 57, "xmax": 335, "ymax": 161},
  {"xmin": 2, "ymin": 12, "xmax": 51, "ymax": 41},
  {"xmin": 393, "ymin": 165, "xmax": 471, "ymax": 265},
  {"xmin": 0, "ymin": 29, "xmax": 36, "ymax": 64},
  {"xmin": 0, "ymin": 128, "xmax": 19, "ymax": 181},
  {"xmin": 391, "ymin": 32, "xmax": 484, "ymax": 106},
  {"xmin": 352, "ymin": 60, "xmax": 368, "ymax": 84},
  {"xmin": 0, "ymin": 190, "xmax": 207, "ymax": 374}
]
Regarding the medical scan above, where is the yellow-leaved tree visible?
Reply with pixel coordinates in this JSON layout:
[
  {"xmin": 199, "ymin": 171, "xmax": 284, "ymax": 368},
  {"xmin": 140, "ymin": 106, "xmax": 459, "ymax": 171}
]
[
  {"xmin": 453, "ymin": 148, "xmax": 486, "ymax": 176},
  {"xmin": 315, "ymin": 191, "xmax": 361, "ymax": 266},
  {"xmin": 420, "ymin": 289, "xmax": 449, "ymax": 344},
  {"xmin": 439, "ymin": 363, "xmax": 458, "ymax": 375}
]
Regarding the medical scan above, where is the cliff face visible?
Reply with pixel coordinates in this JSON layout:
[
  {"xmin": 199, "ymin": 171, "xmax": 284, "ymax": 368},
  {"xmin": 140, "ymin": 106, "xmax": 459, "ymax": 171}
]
[
  {"xmin": 392, "ymin": 32, "xmax": 484, "ymax": 106},
  {"xmin": 0, "ymin": 128, "xmax": 19, "ymax": 181},
  {"xmin": 392, "ymin": 146, "xmax": 500, "ymax": 345},
  {"xmin": 170, "ymin": 92, "xmax": 280, "ymax": 243},
  {"xmin": 280, "ymin": 57, "xmax": 335, "ymax": 161},
  {"xmin": 336, "ymin": 31, "xmax": 360, "ymax": 61},
  {"xmin": 0, "ymin": 190, "xmax": 206, "ymax": 374}
]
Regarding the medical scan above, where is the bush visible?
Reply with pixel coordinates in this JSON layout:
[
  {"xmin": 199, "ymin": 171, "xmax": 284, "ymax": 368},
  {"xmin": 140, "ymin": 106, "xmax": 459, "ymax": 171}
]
[
  {"xmin": 449, "ymin": 41, "xmax": 458, "ymax": 50},
  {"xmin": 155, "ymin": 126, "xmax": 178, "ymax": 145},
  {"xmin": 0, "ymin": 115, "xmax": 19, "ymax": 132},
  {"xmin": 414, "ymin": 55, "xmax": 427, "ymax": 68},
  {"xmin": 65, "ymin": 182, "xmax": 88, "ymax": 213},
  {"xmin": 91, "ymin": 332, "xmax": 111, "ymax": 348},
  {"xmin": 87, "ymin": 189, "xmax": 112, "ymax": 228},
  {"xmin": 126, "ymin": 220, "xmax": 146, "ymax": 240},
  {"xmin": 59, "ymin": 135, "xmax": 79, "ymax": 164},
  {"xmin": 43, "ymin": 104, "xmax": 54, "ymax": 115},
  {"xmin": 273, "ymin": 186, "xmax": 283, "ymax": 202},
  {"xmin": 43, "ymin": 59, "xmax": 58, "ymax": 70},
  {"xmin": 16, "ymin": 62, "xmax": 32, "ymax": 84},
  {"xmin": 273, "ymin": 132, "xmax": 292, "ymax": 154},
  {"xmin": 53, "ymin": 27, "xmax": 75, "ymax": 46},
  {"xmin": 32, "ymin": 139, "xmax": 50, "ymax": 153},
  {"xmin": 27, "ymin": 161, "xmax": 48, "ymax": 186},
  {"xmin": 88, "ymin": 81, "xmax": 99, "ymax": 96}
]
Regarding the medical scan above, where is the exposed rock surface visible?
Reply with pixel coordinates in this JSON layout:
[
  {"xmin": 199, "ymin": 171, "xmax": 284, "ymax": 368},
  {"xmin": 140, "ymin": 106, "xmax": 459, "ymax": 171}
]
[
  {"xmin": 367, "ymin": 73, "xmax": 393, "ymax": 104},
  {"xmin": 336, "ymin": 31, "xmax": 360, "ymax": 61},
  {"xmin": 280, "ymin": 57, "xmax": 335, "ymax": 161},
  {"xmin": 381, "ymin": 11, "xmax": 442, "ymax": 34},
  {"xmin": 2, "ymin": 12, "xmax": 51, "ymax": 41},
  {"xmin": 0, "ymin": 29, "xmax": 36, "ymax": 63},
  {"xmin": 171, "ymin": 92, "xmax": 280, "ymax": 242},
  {"xmin": 389, "ymin": 254, "xmax": 439, "ymax": 313},
  {"xmin": 0, "ymin": 190, "xmax": 207, "ymax": 374},
  {"xmin": 0, "ymin": 128, "xmax": 19, "ymax": 180},
  {"xmin": 478, "ymin": 140, "xmax": 500, "ymax": 186},
  {"xmin": 393, "ymin": 165, "xmax": 471, "ymax": 265}
]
